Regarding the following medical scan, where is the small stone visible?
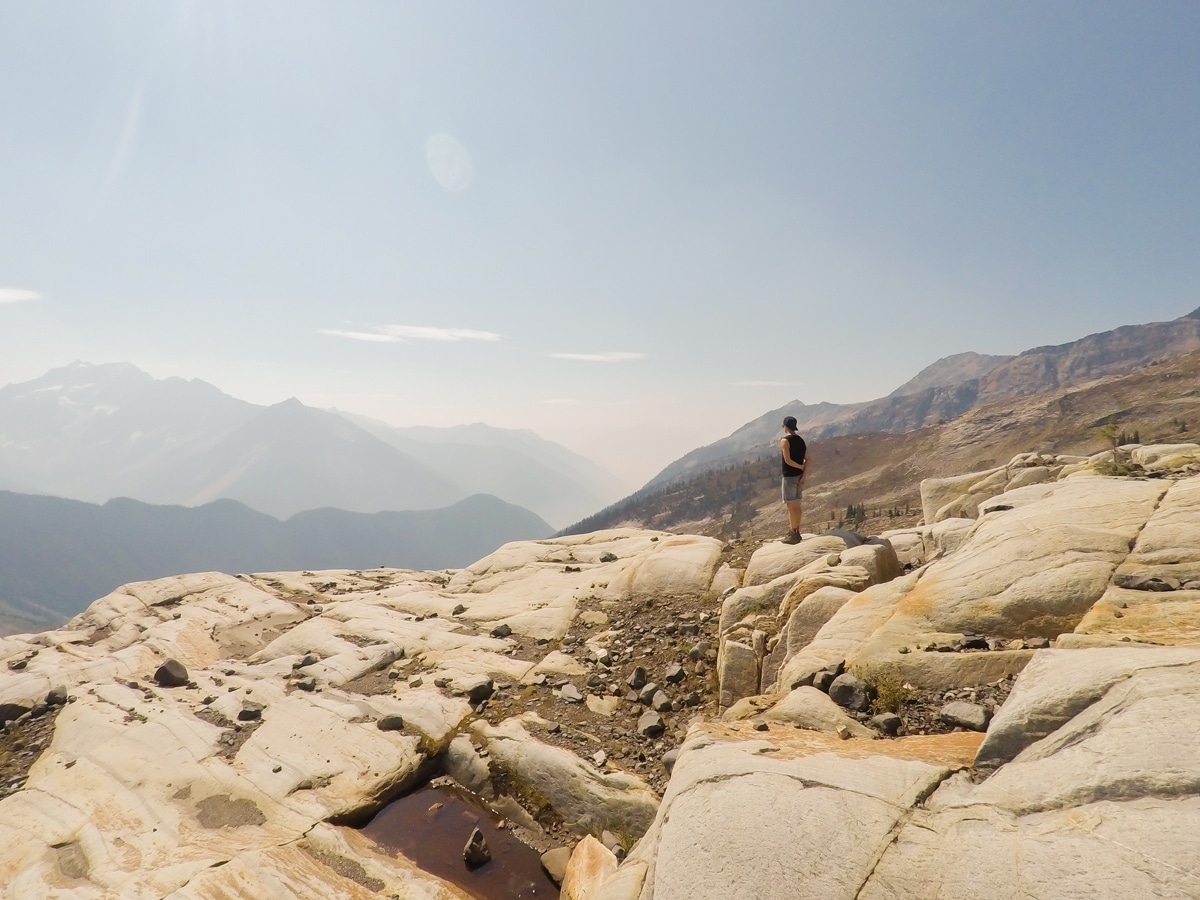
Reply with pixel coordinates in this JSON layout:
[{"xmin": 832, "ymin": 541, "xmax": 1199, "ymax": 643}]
[
  {"xmin": 45, "ymin": 687, "xmax": 68, "ymax": 707},
  {"xmin": 237, "ymin": 702, "xmax": 264, "ymax": 722},
  {"xmin": 601, "ymin": 830, "xmax": 626, "ymax": 860},
  {"xmin": 688, "ymin": 641, "xmax": 712, "ymax": 661},
  {"xmin": 664, "ymin": 664, "xmax": 686, "ymax": 685},
  {"xmin": 296, "ymin": 677, "xmax": 317, "ymax": 692},
  {"xmin": 490, "ymin": 623, "xmax": 513, "ymax": 638},
  {"xmin": 463, "ymin": 827, "xmax": 491, "ymax": 869},
  {"xmin": 939, "ymin": 700, "xmax": 991, "ymax": 732},
  {"xmin": 1027, "ymin": 637, "xmax": 1050, "ymax": 649},
  {"xmin": 626, "ymin": 666, "xmax": 648, "ymax": 690},
  {"xmin": 637, "ymin": 710, "xmax": 665, "ymax": 738},
  {"xmin": 650, "ymin": 691, "xmax": 672, "ymax": 713},
  {"xmin": 540, "ymin": 847, "xmax": 572, "ymax": 886},
  {"xmin": 753, "ymin": 721, "xmax": 769, "ymax": 732},
  {"xmin": 272, "ymin": 764, "xmax": 283, "ymax": 773},
  {"xmin": 459, "ymin": 676, "xmax": 495, "ymax": 704},
  {"xmin": 532, "ymin": 673, "xmax": 548, "ymax": 685},
  {"xmin": 295, "ymin": 654, "xmax": 318, "ymax": 669},
  {"xmin": 452, "ymin": 604, "xmax": 467, "ymax": 615},
  {"xmin": 836, "ymin": 725, "xmax": 852, "ymax": 740},
  {"xmin": 154, "ymin": 659, "xmax": 189, "ymax": 688},
  {"xmin": 828, "ymin": 674, "xmax": 871, "ymax": 712},
  {"xmin": 560, "ymin": 684, "xmax": 584, "ymax": 703},
  {"xmin": 409, "ymin": 676, "xmax": 424, "ymax": 688},
  {"xmin": 661, "ymin": 748, "xmax": 680, "ymax": 773},
  {"xmin": 377, "ymin": 715, "xmax": 405, "ymax": 731},
  {"xmin": 638, "ymin": 683, "xmax": 659, "ymax": 705},
  {"xmin": 813, "ymin": 670, "xmax": 836, "ymax": 693},
  {"xmin": 869, "ymin": 712, "xmax": 902, "ymax": 736},
  {"xmin": 593, "ymin": 749, "xmax": 607, "ymax": 767},
  {"xmin": 599, "ymin": 552, "xmax": 618, "ymax": 563}
]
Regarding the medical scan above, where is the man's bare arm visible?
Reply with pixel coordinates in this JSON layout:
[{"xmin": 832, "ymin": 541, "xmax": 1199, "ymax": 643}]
[{"xmin": 781, "ymin": 437, "xmax": 806, "ymax": 475}]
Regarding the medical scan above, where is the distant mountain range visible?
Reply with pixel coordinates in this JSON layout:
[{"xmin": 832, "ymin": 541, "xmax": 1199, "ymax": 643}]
[
  {"xmin": 0, "ymin": 362, "xmax": 625, "ymax": 527},
  {"xmin": 0, "ymin": 491, "xmax": 552, "ymax": 636},
  {"xmin": 636, "ymin": 306, "xmax": 1200, "ymax": 492}
]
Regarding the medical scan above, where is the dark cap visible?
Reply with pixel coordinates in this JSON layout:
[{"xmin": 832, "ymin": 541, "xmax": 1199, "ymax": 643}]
[{"xmin": 783, "ymin": 416, "xmax": 797, "ymax": 430}]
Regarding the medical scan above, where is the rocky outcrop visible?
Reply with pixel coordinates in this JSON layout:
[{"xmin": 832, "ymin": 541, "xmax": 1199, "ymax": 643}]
[
  {"xmin": 5, "ymin": 445, "xmax": 1200, "ymax": 898},
  {"xmin": 773, "ymin": 452, "xmax": 1200, "ymax": 693},
  {"xmin": 0, "ymin": 529, "xmax": 720, "ymax": 898},
  {"xmin": 581, "ymin": 644, "xmax": 1200, "ymax": 899}
]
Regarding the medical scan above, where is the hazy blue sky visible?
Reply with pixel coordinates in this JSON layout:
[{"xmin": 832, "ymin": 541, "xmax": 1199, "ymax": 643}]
[{"xmin": 2, "ymin": 2, "xmax": 1198, "ymax": 484}]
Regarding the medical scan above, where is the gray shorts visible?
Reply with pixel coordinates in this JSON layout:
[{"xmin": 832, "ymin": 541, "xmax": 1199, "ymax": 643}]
[{"xmin": 782, "ymin": 476, "xmax": 803, "ymax": 503}]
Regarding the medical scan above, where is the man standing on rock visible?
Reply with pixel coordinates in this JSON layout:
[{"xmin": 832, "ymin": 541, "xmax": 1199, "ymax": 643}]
[{"xmin": 780, "ymin": 416, "xmax": 808, "ymax": 544}]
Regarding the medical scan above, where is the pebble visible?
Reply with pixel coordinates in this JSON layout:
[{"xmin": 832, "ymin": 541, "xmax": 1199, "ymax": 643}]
[
  {"xmin": 154, "ymin": 659, "xmax": 189, "ymax": 688},
  {"xmin": 462, "ymin": 828, "xmax": 491, "ymax": 869},
  {"xmin": 560, "ymin": 684, "xmax": 584, "ymax": 703}
]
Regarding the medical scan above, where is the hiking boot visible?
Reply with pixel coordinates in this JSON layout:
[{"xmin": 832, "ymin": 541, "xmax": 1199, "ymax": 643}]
[{"xmin": 781, "ymin": 531, "xmax": 802, "ymax": 545}]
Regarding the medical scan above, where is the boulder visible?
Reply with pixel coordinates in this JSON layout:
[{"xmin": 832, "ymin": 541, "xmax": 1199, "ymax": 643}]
[
  {"xmin": 442, "ymin": 734, "xmax": 494, "ymax": 797},
  {"xmin": 920, "ymin": 466, "xmax": 1006, "ymax": 524},
  {"xmin": 929, "ymin": 517, "xmax": 975, "ymax": 557},
  {"xmin": 859, "ymin": 647, "xmax": 1200, "ymax": 899},
  {"xmin": 838, "ymin": 541, "xmax": 902, "ymax": 586},
  {"xmin": 778, "ymin": 585, "xmax": 859, "ymax": 660},
  {"xmin": 561, "ymin": 835, "xmax": 618, "ymax": 900},
  {"xmin": 878, "ymin": 528, "xmax": 928, "ymax": 570},
  {"xmin": 638, "ymin": 710, "xmax": 666, "ymax": 738},
  {"xmin": 786, "ymin": 478, "xmax": 1169, "ymax": 691},
  {"xmin": 718, "ymin": 640, "xmax": 760, "ymax": 709},
  {"xmin": 827, "ymin": 673, "xmax": 871, "ymax": 712},
  {"xmin": 541, "ymin": 846, "xmax": 573, "ymax": 886},
  {"xmin": 938, "ymin": 700, "xmax": 990, "ymax": 732},
  {"xmin": 596, "ymin": 724, "xmax": 979, "ymax": 900},
  {"xmin": 762, "ymin": 686, "xmax": 875, "ymax": 738},
  {"xmin": 976, "ymin": 646, "xmax": 1200, "ymax": 769},
  {"xmin": 720, "ymin": 571, "xmax": 806, "ymax": 633},
  {"xmin": 709, "ymin": 563, "xmax": 742, "ymax": 598},
  {"xmin": 742, "ymin": 536, "xmax": 847, "ymax": 587},
  {"xmin": 153, "ymin": 658, "xmax": 189, "ymax": 688},
  {"xmin": 1130, "ymin": 442, "xmax": 1200, "ymax": 472},
  {"xmin": 471, "ymin": 716, "xmax": 660, "ymax": 843}
]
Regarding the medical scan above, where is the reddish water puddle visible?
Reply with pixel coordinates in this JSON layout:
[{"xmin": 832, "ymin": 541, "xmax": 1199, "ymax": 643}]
[{"xmin": 360, "ymin": 785, "xmax": 559, "ymax": 899}]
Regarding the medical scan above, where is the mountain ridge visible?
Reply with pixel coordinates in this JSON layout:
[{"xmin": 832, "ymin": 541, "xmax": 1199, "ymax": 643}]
[
  {"xmin": 638, "ymin": 306, "xmax": 1200, "ymax": 493},
  {"xmin": 0, "ymin": 363, "xmax": 624, "ymax": 527},
  {"xmin": 0, "ymin": 490, "xmax": 553, "ymax": 636}
]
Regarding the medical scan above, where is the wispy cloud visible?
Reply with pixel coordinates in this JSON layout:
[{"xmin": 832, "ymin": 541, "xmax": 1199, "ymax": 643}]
[
  {"xmin": 549, "ymin": 351, "xmax": 646, "ymax": 362},
  {"xmin": 321, "ymin": 324, "xmax": 501, "ymax": 343},
  {"xmin": 734, "ymin": 380, "xmax": 792, "ymax": 387},
  {"xmin": 0, "ymin": 288, "xmax": 42, "ymax": 305}
]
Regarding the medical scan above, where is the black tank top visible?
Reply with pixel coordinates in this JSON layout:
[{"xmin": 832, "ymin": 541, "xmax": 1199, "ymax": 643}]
[{"xmin": 782, "ymin": 433, "xmax": 806, "ymax": 476}]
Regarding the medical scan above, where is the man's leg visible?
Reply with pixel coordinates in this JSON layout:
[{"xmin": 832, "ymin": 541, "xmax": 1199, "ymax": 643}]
[{"xmin": 785, "ymin": 499, "xmax": 803, "ymax": 532}]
